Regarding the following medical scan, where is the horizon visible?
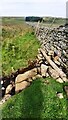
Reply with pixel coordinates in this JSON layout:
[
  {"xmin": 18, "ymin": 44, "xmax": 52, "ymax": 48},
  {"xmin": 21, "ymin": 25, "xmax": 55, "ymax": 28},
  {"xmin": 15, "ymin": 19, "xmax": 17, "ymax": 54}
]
[{"xmin": 2, "ymin": 16, "xmax": 66, "ymax": 19}]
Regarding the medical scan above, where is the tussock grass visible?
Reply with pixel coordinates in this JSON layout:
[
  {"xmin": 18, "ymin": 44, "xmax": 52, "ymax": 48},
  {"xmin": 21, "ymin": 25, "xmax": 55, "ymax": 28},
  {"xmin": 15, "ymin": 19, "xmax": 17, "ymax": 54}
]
[
  {"xmin": 2, "ymin": 17, "xmax": 40, "ymax": 75},
  {"xmin": 2, "ymin": 32, "xmax": 40, "ymax": 75}
]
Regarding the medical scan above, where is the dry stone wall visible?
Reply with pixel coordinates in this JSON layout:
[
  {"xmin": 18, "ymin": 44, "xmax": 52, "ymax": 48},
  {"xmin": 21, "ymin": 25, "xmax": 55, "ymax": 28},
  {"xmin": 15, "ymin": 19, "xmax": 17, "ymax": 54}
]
[
  {"xmin": 0, "ymin": 24, "xmax": 68, "ymax": 105},
  {"xmin": 36, "ymin": 25, "xmax": 68, "ymax": 78}
]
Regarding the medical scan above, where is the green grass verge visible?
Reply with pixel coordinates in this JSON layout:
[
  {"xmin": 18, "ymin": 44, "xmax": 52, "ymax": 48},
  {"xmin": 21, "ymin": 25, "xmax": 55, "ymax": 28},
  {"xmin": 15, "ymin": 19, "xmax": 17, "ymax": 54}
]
[
  {"xmin": 2, "ymin": 32, "xmax": 40, "ymax": 75},
  {"xmin": 1, "ymin": 77, "xmax": 67, "ymax": 119}
]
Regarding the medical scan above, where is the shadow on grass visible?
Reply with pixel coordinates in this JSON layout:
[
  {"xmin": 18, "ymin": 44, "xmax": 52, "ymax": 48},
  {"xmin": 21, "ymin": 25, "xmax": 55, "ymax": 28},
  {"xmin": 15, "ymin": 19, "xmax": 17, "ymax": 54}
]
[
  {"xmin": 21, "ymin": 79, "xmax": 44, "ymax": 119},
  {"xmin": 1, "ymin": 79, "xmax": 44, "ymax": 119}
]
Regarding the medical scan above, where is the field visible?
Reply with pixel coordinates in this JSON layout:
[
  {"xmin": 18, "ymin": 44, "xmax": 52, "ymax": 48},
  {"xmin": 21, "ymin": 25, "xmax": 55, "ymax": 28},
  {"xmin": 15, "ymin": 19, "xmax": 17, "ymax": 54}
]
[{"xmin": 1, "ymin": 17, "xmax": 68, "ymax": 119}]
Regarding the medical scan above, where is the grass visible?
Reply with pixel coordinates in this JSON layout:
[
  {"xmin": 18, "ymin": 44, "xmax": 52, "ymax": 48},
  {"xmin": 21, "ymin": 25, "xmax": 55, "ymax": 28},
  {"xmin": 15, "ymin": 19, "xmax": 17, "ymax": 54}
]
[
  {"xmin": 1, "ymin": 17, "xmax": 68, "ymax": 119},
  {"xmin": 2, "ymin": 18, "xmax": 32, "ymax": 39},
  {"xmin": 43, "ymin": 17, "xmax": 66, "ymax": 24},
  {"xmin": 2, "ymin": 17, "xmax": 40, "ymax": 75},
  {"xmin": 1, "ymin": 77, "xmax": 68, "ymax": 119},
  {"xmin": 2, "ymin": 32, "xmax": 40, "ymax": 75}
]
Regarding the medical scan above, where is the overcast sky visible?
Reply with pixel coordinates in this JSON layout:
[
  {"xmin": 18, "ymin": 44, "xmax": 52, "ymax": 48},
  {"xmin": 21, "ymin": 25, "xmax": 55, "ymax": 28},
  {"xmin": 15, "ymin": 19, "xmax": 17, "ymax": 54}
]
[{"xmin": 0, "ymin": 0, "xmax": 67, "ymax": 17}]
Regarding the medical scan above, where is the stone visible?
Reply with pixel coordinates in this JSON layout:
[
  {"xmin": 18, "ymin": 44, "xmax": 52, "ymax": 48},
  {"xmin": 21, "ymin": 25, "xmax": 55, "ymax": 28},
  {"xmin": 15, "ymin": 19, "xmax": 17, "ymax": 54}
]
[
  {"xmin": 48, "ymin": 67, "xmax": 59, "ymax": 79},
  {"xmin": 45, "ymin": 61, "xmax": 48, "ymax": 65},
  {"xmin": 1, "ymin": 80, "xmax": 3, "ymax": 85},
  {"xmin": 5, "ymin": 84, "xmax": 13, "ymax": 94},
  {"xmin": 39, "ymin": 60, "xmax": 43, "ymax": 64},
  {"xmin": 37, "ymin": 53, "xmax": 44, "ymax": 61},
  {"xmin": 27, "ymin": 78, "xmax": 32, "ymax": 82},
  {"xmin": 4, "ymin": 94, "xmax": 11, "ymax": 101},
  {"xmin": 0, "ymin": 94, "xmax": 11, "ymax": 105},
  {"xmin": 41, "ymin": 64, "xmax": 48, "ymax": 77},
  {"xmin": 1, "ymin": 99, "xmax": 5, "ymax": 103},
  {"xmin": 35, "ymin": 74, "xmax": 42, "ymax": 78},
  {"xmin": 45, "ymin": 72, "xmax": 49, "ymax": 77},
  {"xmin": 38, "ymin": 53, "xmax": 43, "ymax": 58},
  {"xmin": 37, "ymin": 55, "xmax": 43, "ymax": 60},
  {"xmin": 54, "ymin": 50, "xmax": 61, "ymax": 57},
  {"xmin": 62, "ymin": 77, "xmax": 68, "ymax": 82},
  {"xmin": 15, "ymin": 68, "xmax": 37, "ymax": 84},
  {"xmin": 15, "ymin": 81, "xmax": 30, "ymax": 93},
  {"xmin": 37, "ymin": 24, "xmax": 68, "ymax": 77},
  {"xmin": 48, "ymin": 50, "xmax": 54, "ymax": 56},
  {"xmin": 54, "ymin": 60, "xmax": 60, "ymax": 66},
  {"xmin": 32, "ymin": 74, "xmax": 42, "ymax": 80},
  {"xmin": 1, "ymin": 87, "xmax": 5, "ymax": 90},
  {"xmin": 32, "ymin": 76, "xmax": 36, "ymax": 80},
  {"xmin": 53, "ymin": 56, "xmax": 59, "ymax": 61},
  {"xmin": 56, "ymin": 78, "xmax": 63, "ymax": 83},
  {"xmin": 57, "ymin": 93, "xmax": 64, "ymax": 99}
]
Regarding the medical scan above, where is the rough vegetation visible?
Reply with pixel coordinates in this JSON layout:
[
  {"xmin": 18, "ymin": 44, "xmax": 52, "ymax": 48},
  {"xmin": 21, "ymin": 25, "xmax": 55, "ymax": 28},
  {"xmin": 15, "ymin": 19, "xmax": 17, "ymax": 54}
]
[
  {"xmin": 0, "ymin": 17, "xmax": 68, "ymax": 119},
  {"xmin": 2, "ymin": 18, "xmax": 40, "ymax": 75}
]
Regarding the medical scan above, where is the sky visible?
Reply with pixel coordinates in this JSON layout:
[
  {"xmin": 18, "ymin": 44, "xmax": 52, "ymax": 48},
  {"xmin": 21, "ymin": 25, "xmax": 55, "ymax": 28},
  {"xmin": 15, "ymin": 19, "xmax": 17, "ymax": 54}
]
[{"xmin": 0, "ymin": 0, "xmax": 68, "ymax": 18}]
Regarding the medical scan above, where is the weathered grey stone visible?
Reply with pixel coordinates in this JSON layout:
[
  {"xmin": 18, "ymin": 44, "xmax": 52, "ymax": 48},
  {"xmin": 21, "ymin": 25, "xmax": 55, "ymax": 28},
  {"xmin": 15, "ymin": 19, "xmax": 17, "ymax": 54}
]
[
  {"xmin": 36, "ymin": 25, "xmax": 68, "ymax": 77},
  {"xmin": 15, "ymin": 81, "xmax": 30, "ymax": 93},
  {"xmin": 4, "ymin": 94, "xmax": 11, "ymax": 101},
  {"xmin": 37, "ymin": 54, "xmax": 43, "ymax": 60},
  {"xmin": 62, "ymin": 77, "xmax": 68, "ymax": 82},
  {"xmin": 48, "ymin": 50, "xmax": 54, "ymax": 56},
  {"xmin": 1, "ymin": 80, "xmax": 3, "ymax": 85},
  {"xmin": 57, "ymin": 93, "xmax": 64, "ymax": 99},
  {"xmin": 15, "ymin": 68, "xmax": 37, "ymax": 84},
  {"xmin": 5, "ymin": 84, "xmax": 13, "ymax": 94},
  {"xmin": 53, "ymin": 56, "xmax": 60, "ymax": 65},
  {"xmin": 32, "ymin": 74, "xmax": 42, "ymax": 80},
  {"xmin": 27, "ymin": 78, "xmax": 33, "ymax": 82},
  {"xmin": 45, "ymin": 72, "xmax": 49, "ymax": 77},
  {"xmin": 35, "ymin": 74, "xmax": 42, "ymax": 78},
  {"xmin": 45, "ymin": 61, "xmax": 48, "ymax": 65},
  {"xmin": 56, "ymin": 78, "xmax": 63, "ymax": 83},
  {"xmin": 0, "ymin": 94, "xmax": 11, "ymax": 105},
  {"xmin": 48, "ymin": 67, "xmax": 59, "ymax": 79},
  {"xmin": 41, "ymin": 64, "xmax": 48, "ymax": 77}
]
